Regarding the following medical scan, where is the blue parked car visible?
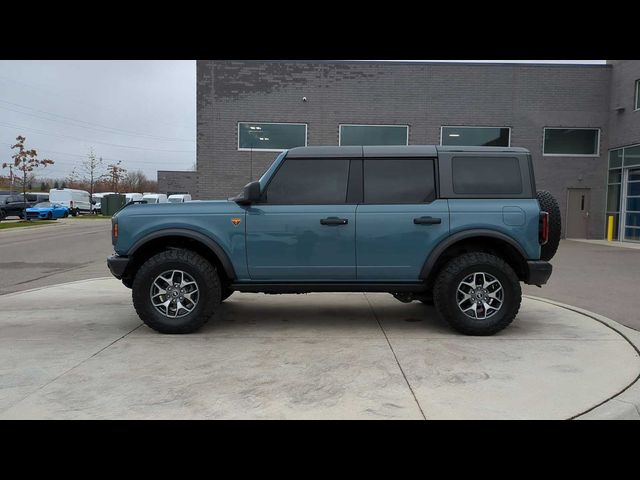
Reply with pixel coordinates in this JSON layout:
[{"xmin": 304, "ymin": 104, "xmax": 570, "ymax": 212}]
[
  {"xmin": 26, "ymin": 202, "xmax": 70, "ymax": 220},
  {"xmin": 107, "ymin": 146, "xmax": 561, "ymax": 336}
]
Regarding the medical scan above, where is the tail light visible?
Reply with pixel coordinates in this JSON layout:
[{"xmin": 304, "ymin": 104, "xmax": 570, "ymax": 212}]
[
  {"xmin": 112, "ymin": 221, "xmax": 118, "ymax": 245},
  {"xmin": 539, "ymin": 212, "xmax": 549, "ymax": 245}
]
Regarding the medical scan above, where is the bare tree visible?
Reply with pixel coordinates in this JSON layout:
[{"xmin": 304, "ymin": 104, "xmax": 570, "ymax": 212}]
[
  {"xmin": 69, "ymin": 148, "xmax": 108, "ymax": 213},
  {"xmin": 123, "ymin": 169, "xmax": 147, "ymax": 192},
  {"xmin": 2, "ymin": 136, "xmax": 54, "ymax": 217},
  {"xmin": 107, "ymin": 161, "xmax": 127, "ymax": 193}
]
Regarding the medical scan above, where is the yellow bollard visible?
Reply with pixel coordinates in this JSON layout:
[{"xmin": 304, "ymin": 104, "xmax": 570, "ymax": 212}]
[{"xmin": 607, "ymin": 215, "xmax": 614, "ymax": 241}]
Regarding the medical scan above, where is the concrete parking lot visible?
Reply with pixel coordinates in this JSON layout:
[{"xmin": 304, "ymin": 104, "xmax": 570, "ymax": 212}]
[
  {"xmin": 0, "ymin": 278, "xmax": 639, "ymax": 419},
  {"xmin": 1, "ymin": 222, "xmax": 640, "ymax": 419}
]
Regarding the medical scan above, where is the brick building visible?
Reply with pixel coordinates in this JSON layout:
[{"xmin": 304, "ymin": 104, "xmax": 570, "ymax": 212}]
[{"xmin": 195, "ymin": 60, "xmax": 640, "ymax": 241}]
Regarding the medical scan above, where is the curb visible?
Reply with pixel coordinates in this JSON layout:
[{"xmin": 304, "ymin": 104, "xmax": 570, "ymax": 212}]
[{"xmin": 525, "ymin": 295, "xmax": 640, "ymax": 420}]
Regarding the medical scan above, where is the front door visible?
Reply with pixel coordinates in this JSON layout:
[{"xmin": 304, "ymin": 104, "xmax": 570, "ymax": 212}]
[
  {"xmin": 246, "ymin": 157, "xmax": 357, "ymax": 280},
  {"xmin": 622, "ymin": 168, "xmax": 640, "ymax": 242},
  {"xmin": 566, "ymin": 188, "xmax": 590, "ymax": 238},
  {"xmin": 356, "ymin": 157, "xmax": 450, "ymax": 280}
]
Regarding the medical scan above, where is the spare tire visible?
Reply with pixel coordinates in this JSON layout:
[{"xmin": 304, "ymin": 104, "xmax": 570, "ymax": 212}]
[{"xmin": 536, "ymin": 190, "xmax": 561, "ymax": 261}]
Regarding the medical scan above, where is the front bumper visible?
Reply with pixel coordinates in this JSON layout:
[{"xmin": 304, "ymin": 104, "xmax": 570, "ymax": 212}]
[
  {"xmin": 107, "ymin": 254, "xmax": 129, "ymax": 279},
  {"xmin": 525, "ymin": 260, "xmax": 552, "ymax": 286}
]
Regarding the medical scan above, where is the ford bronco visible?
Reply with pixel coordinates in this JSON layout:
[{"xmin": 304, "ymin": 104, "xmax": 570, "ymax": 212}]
[{"xmin": 107, "ymin": 146, "xmax": 560, "ymax": 335}]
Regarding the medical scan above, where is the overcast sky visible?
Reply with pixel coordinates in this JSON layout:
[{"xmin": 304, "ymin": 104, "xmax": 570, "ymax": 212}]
[
  {"xmin": 0, "ymin": 60, "xmax": 606, "ymax": 182},
  {"xmin": 0, "ymin": 60, "xmax": 196, "ymax": 181}
]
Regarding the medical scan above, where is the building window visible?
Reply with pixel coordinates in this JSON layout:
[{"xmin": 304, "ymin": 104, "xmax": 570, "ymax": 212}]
[
  {"xmin": 635, "ymin": 80, "xmax": 640, "ymax": 111},
  {"xmin": 543, "ymin": 128, "xmax": 600, "ymax": 156},
  {"xmin": 339, "ymin": 124, "xmax": 408, "ymax": 146},
  {"xmin": 440, "ymin": 126, "xmax": 510, "ymax": 147},
  {"xmin": 238, "ymin": 122, "xmax": 307, "ymax": 151}
]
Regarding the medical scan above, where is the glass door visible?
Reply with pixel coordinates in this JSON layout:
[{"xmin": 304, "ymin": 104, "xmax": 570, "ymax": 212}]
[{"xmin": 623, "ymin": 168, "xmax": 640, "ymax": 242}]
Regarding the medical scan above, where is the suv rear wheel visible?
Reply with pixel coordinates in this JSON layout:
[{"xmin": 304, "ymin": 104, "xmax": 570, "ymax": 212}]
[
  {"xmin": 132, "ymin": 248, "xmax": 221, "ymax": 334},
  {"xmin": 433, "ymin": 252, "xmax": 521, "ymax": 336}
]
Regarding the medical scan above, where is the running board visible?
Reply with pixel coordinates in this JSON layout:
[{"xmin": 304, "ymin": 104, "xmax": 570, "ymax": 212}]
[{"xmin": 230, "ymin": 282, "xmax": 428, "ymax": 294}]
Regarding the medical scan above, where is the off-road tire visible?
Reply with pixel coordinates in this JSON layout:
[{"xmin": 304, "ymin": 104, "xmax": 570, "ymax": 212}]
[
  {"xmin": 132, "ymin": 248, "xmax": 221, "ymax": 334},
  {"xmin": 433, "ymin": 252, "xmax": 521, "ymax": 336},
  {"xmin": 536, "ymin": 190, "xmax": 561, "ymax": 261}
]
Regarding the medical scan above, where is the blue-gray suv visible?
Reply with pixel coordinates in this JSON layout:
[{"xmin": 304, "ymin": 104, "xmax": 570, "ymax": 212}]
[{"xmin": 107, "ymin": 146, "xmax": 560, "ymax": 335}]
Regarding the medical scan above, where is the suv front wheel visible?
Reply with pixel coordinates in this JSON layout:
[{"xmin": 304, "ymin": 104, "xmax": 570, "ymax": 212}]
[
  {"xmin": 433, "ymin": 252, "xmax": 521, "ymax": 336},
  {"xmin": 132, "ymin": 248, "xmax": 221, "ymax": 334}
]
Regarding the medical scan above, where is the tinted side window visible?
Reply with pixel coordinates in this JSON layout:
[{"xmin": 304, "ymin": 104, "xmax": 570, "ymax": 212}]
[
  {"xmin": 264, "ymin": 159, "xmax": 350, "ymax": 204},
  {"xmin": 452, "ymin": 156, "xmax": 522, "ymax": 195},
  {"xmin": 364, "ymin": 158, "xmax": 436, "ymax": 204}
]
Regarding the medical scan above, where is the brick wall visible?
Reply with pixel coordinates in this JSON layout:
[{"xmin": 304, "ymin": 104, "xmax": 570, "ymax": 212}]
[{"xmin": 197, "ymin": 60, "xmax": 615, "ymax": 239}]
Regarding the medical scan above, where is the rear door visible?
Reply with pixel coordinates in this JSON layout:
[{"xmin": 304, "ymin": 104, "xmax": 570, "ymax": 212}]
[
  {"xmin": 356, "ymin": 157, "xmax": 450, "ymax": 280},
  {"xmin": 246, "ymin": 156, "xmax": 358, "ymax": 280}
]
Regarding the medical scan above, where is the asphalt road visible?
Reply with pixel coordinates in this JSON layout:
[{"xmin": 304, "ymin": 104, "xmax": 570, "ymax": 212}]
[
  {"xmin": 0, "ymin": 219, "xmax": 113, "ymax": 295},
  {"xmin": 1, "ymin": 221, "xmax": 639, "ymax": 331},
  {"xmin": 523, "ymin": 240, "xmax": 640, "ymax": 331}
]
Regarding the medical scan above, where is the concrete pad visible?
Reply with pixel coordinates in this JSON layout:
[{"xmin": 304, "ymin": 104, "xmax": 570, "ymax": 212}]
[{"xmin": 1, "ymin": 278, "xmax": 639, "ymax": 419}]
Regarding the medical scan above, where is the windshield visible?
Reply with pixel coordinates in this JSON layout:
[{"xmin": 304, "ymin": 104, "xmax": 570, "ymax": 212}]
[
  {"xmin": 34, "ymin": 202, "xmax": 51, "ymax": 208},
  {"xmin": 168, "ymin": 197, "xmax": 181, "ymax": 203}
]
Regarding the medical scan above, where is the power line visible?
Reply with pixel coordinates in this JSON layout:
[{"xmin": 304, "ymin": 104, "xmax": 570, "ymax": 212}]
[
  {"xmin": 0, "ymin": 73, "xmax": 196, "ymax": 132},
  {"xmin": 0, "ymin": 121, "xmax": 196, "ymax": 153},
  {"xmin": 1, "ymin": 142, "xmax": 194, "ymax": 166},
  {"xmin": 0, "ymin": 99, "xmax": 195, "ymax": 142}
]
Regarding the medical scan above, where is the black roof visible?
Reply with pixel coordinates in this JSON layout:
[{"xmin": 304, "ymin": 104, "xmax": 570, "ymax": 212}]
[{"xmin": 285, "ymin": 145, "xmax": 529, "ymax": 158}]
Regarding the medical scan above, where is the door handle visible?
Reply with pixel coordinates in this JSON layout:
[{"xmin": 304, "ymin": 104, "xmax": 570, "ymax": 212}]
[
  {"xmin": 320, "ymin": 217, "xmax": 348, "ymax": 226},
  {"xmin": 414, "ymin": 216, "xmax": 442, "ymax": 225}
]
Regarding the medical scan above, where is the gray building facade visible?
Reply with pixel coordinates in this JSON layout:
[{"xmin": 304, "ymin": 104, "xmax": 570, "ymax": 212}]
[
  {"xmin": 157, "ymin": 170, "xmax": 197, "ymax": 196},
  {"xmin": 196, "ymin": 60, "xmax": 640, "ymax": 240}
]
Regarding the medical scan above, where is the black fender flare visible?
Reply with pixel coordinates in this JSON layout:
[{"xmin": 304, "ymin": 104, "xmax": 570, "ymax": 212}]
[
  {"xmin": 419, "ymin": 229, "xmax": 528, "ymax": 280},
  {"xmin": 128, "ymin": 228, "xmax": 237, "ymax": 280}
]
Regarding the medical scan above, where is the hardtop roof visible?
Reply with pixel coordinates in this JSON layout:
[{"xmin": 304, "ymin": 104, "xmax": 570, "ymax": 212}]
[{"xmin": 285, "ymin": 145, "xmax": 529, "ymax": 158}]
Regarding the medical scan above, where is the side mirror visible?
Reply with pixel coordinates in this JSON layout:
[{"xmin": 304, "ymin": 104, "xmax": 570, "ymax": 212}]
[
  {"xmin": 231, "ymin": 181, "xmax": 261, "ymax": 205},
  {"xmin": 91, "ymin": 200, "xmax": 97, "ymax": 205}
]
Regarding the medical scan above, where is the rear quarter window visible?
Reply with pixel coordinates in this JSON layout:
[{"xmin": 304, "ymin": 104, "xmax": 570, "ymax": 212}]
[{"xmin": 452, "ymin": 156, "xmax": 522, "ymax": 195}]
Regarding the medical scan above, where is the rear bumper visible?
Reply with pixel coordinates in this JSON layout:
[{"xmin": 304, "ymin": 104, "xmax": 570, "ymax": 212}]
[
  {"xmin": 525, "ymin": 260, "xmax": 552, "ymax": 286},
  {"xmin": 107, "ymin": 254, "xmax": 129, "ymax": 279}
]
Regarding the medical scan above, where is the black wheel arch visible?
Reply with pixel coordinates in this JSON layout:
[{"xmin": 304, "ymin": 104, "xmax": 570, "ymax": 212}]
[
  {"xmin": 420, "ymin": 229, "xmax": 529, "ymax": 287},
  {"xmin": 123, "ymin": 229, "xmax": 237, "ymax": 286}
]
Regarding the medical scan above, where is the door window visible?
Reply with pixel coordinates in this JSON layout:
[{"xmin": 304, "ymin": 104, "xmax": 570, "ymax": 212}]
[
  {"xmin": 263, "ymin": 159, "xmax": 350, "ymax": 204},
  {"xmin": 363, "ymin": 158, "xmax": 436, "ymax": 204}
]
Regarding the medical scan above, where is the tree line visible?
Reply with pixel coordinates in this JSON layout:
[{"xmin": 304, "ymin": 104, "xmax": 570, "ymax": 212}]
[{"xmin": 1, "ymin": 136, "xmax": 158, "ymax": 196}]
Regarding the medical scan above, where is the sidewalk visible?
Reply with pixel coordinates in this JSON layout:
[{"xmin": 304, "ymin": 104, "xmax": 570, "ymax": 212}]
[
  {"xmin": 567, "ymin": 238, "xmax": 640, "ymax": 250},
  {"xmin": 1, "ymin": 278, "xmax": 639, "ymax": 419}
]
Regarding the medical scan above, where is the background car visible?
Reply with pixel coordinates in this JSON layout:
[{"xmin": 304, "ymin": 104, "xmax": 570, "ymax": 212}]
[
  {"xmin": 141, "ymin": 193, "xmax": 168, "ymax": 204},
  {"xmin": 48, "ymin": 188, "xmax": 91, "ymax": 216},
  {"xmin": 0, "ymin": 193, "xmax": 36, "ymax": 221},
  {"xmin": 25, "ymin": 202, "xmax": 70, "ymax": 220},
  {"xmin": 168, "ymin": 194, "xmax": 192, "ymax": 203}
]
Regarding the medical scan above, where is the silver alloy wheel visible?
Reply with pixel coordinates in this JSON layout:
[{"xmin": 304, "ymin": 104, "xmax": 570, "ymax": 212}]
[
  {"xmin": 456, "ymin": 271, "xmax": 503, "ymax": 320},
  {"xmin": 150, "ymin": 269, "xmax": 199, "ymax": 318}
]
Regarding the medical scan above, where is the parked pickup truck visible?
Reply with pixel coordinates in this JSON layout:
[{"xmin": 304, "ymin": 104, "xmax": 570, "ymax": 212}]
[{"xmin": 107, "ymin": 146, "xmax": 561, "ymax": 335}]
